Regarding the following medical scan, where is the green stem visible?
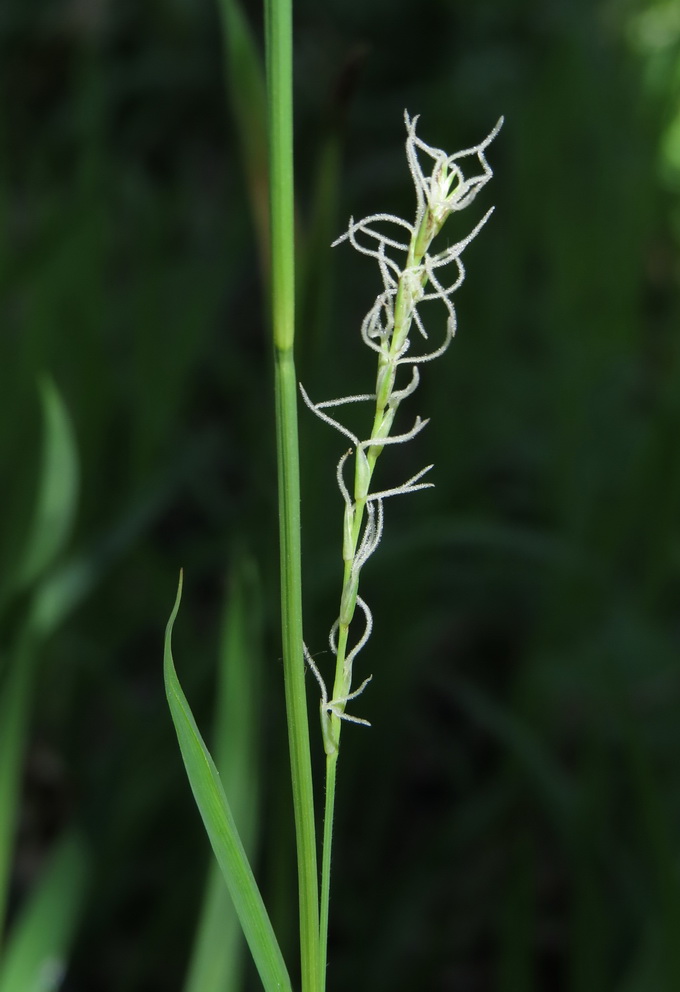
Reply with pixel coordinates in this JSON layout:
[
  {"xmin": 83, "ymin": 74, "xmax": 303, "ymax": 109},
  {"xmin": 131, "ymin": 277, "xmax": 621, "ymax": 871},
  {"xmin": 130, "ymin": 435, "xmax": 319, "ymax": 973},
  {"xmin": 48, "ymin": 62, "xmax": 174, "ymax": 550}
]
[
  {"xmin": 317, "ymin": 203, "xmax": 438, "ymax": 984},
  {"xmin": 319, "ymin": 624, "xmax": 347, "ymax": 990},
  {"xmin": 274, "ymin": 355, "xmax": 320, "ymax": 992},
  {"xmin": 319, "ymin": 750, "xmax": 338, "ymax": 984},
  {"xmin": 319, "ymin": 617, "xmax": 349, "ymax": 989},
  {"xmin": 266, "ymin": 1, "xmax": 320, "ymax": 990}
]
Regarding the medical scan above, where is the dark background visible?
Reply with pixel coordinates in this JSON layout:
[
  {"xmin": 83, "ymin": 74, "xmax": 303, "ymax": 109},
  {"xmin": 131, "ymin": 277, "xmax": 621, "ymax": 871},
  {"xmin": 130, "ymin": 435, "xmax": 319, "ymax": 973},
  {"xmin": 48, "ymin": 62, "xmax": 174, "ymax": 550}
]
[{"xmin": 1, "ymin": 0, "xmax": 680, "ymax": 989}]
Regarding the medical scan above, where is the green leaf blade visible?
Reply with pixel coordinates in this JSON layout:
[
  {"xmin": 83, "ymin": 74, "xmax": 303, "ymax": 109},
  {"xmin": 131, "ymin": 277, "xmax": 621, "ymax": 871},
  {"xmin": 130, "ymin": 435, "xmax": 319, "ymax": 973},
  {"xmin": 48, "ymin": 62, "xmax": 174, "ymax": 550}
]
[
  {"xmin": 16, "ymin": 377, "xmax": 79, "ymax": 592},
  {"xmin": 164, "ymin": 571, "xmax": 292, "ymax": 992},
  {"xmin": 217, "ymin": 0, "xmax": 269, "ymax": 272},
  {"xmin": 184, "ymin": 555, "xmax": 263, "ymax": 992},
  {"xmin": 0, "ymin": 829, "xmax": 89, "ymax": 992}
]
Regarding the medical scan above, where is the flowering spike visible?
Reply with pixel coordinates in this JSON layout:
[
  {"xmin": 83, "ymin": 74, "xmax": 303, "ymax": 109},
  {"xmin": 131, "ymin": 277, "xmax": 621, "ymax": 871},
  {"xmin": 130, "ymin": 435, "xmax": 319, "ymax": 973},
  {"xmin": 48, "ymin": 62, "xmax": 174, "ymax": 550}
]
[{"xmin": 300, "ymin": 112, "xmax": 501, "ymax": 745}]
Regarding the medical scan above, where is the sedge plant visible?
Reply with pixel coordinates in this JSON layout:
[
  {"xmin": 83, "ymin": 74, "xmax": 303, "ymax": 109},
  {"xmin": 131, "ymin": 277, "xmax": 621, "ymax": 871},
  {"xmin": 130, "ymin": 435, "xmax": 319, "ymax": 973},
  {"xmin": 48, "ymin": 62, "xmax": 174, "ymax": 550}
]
[
  {"xmin": 302, "ymin": 109, "xmax": 503, "ymax": 974},
  {"xmin": 163, "ymin": 0, "xmax": 502, "ymax": 989}
]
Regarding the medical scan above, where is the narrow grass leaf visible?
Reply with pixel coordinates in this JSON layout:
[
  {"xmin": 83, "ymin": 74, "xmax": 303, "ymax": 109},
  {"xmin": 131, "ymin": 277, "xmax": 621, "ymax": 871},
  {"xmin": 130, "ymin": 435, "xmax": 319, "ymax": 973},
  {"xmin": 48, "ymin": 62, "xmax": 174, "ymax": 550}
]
[
  {"xmin": 164, "ymin": 571, "xmax": 292, "ymax": 992},
  {"xmin": 183, "ymin": 554, "xmax": 263, "ymax": 992},
  {"xmin": 296, "ymin": 43, "xmax": 368, "ymax": 367},
  {"xmin": 0, "ymin": 454, "xmax": 189, "ymax": 933},
  {"xmin": 0, "ymin": 830, "xmax": 89, "ymax": 992},
  {"xmin": 217, "ymin": 0, "xmax": 269, "ymax": 272},
  {"xmin": 183, "ymin": 872, "xmax": 242, "ymax": 992},
  {"xmin": 15, "ymin": 376, "xmax": 78, "ymax": 592},
  {"xmin": 297, "ymin": 131, "xmax": 341, "ymax": 365}
]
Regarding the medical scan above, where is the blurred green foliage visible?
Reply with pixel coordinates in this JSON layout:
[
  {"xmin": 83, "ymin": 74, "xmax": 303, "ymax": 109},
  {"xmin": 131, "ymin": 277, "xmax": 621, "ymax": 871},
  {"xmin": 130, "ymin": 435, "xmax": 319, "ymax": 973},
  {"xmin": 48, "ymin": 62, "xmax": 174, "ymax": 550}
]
[{"xmin": 1, "ymin": 0, "xmax": 679, "ymax": 989}]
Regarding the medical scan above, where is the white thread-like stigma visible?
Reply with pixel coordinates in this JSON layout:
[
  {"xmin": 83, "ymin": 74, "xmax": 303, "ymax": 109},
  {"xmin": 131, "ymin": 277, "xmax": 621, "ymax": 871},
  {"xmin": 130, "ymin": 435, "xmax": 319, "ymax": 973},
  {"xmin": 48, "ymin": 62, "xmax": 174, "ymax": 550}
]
[{"xmin": 301, "ymin": 111, "xmax": 501, "ymax": 743}]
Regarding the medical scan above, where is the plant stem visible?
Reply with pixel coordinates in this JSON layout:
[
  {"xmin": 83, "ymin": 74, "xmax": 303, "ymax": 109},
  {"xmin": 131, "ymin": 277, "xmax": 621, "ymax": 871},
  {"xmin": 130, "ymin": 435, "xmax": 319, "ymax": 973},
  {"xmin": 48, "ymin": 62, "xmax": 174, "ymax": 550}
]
[
  {"xmin": 318, "ymin": 203, "xmax": 437, "ymax": 984},
  {"xmin": 274, "ymin": 356, "xmax": 320, "ymax": 992},
  {"xmin": 319, "ymin": 749, "xmax": 337, "ymax": 983},
  {"xmin": 266, "ymin": 1, "xmax": 320, "ymax": 990},
  {"xmin": 318, "ymin": 595, "xmax": 351, "ymax": 989}
]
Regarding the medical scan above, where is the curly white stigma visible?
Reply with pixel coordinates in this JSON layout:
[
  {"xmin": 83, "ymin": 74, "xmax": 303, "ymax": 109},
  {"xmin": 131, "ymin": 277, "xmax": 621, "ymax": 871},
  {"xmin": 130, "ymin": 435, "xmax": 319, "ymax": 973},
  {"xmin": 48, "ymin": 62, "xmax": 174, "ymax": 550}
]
[{"xmin": 303, "ymin": 112, "xmax": 502, "ymax": 750}]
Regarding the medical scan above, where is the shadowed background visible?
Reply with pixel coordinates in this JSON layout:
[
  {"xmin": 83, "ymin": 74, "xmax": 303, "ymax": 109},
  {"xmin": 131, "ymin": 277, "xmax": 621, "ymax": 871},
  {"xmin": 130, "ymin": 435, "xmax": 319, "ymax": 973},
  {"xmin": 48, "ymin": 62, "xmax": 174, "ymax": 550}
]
[{"xmin": 1, "ymin": 0, "xmax": 679, "ymax": 990}]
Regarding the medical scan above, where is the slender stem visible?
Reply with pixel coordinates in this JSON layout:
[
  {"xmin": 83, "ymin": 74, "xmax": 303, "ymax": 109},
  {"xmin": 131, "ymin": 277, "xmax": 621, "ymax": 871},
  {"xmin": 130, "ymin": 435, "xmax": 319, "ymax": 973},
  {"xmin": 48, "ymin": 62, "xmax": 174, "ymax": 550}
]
[
  {"xmin": 265, "ymin": 0, "xmax": 295, "ymax": 354},
  {"xmin": 318, "ymin": 204, "xmax": 437, "ymax": 985},
  {"xmin": 266, "ymin": 1, "xmax": 320, "ymax": 990},
  {"xmin": 319, "ymin": 625, "xmax": 349, "ymax": 989},
  {"xmin": 274, "ymin": 357, "xmax": 320, "ymax": 992},
  {"xmin": 319, "ymin": 749, "xmax": 338, "ymax": 983}
]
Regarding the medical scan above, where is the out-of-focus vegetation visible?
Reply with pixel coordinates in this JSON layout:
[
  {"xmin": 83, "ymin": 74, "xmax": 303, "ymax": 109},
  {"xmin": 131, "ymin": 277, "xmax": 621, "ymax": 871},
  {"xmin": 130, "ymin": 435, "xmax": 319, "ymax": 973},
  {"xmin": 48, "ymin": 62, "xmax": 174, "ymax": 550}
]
[{"xmin": 1, "ymin": 0, "xmax": 679, "ymax": 989}]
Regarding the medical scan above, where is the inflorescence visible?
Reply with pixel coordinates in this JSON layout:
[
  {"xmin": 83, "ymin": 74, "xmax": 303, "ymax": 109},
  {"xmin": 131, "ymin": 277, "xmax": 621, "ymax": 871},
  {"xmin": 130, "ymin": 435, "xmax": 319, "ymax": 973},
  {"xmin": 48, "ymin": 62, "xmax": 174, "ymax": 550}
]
[{"xmin": 302, "ymin": 111, "xmax": 503, "ymax": 754}]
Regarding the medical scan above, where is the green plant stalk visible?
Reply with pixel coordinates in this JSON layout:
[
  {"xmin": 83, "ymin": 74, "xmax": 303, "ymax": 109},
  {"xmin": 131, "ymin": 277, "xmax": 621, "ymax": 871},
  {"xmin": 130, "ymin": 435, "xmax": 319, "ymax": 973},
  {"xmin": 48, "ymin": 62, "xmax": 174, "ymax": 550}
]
[
  {"xmin": 319, "ymin": 748, "xmax": 338, "ymax": 983},
  {"xmin": 265, "ymin": 1, "xmax": 320, "ymax": 990},
  {"xmin": 318, "ymin": 204, "xmax": 437, "ymax": 981},
  {"xmin": 274, "ymin": 355, "xmax": 320, "ymax": 992}
]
